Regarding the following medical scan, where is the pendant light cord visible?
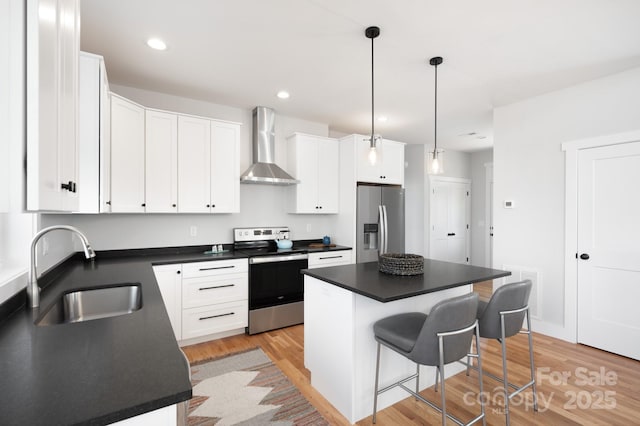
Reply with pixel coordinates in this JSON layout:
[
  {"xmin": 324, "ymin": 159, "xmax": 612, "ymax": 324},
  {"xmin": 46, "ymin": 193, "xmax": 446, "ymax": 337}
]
[
  {"xmin": 371, "ymin": 33, "xmax": 375, "ymax": 145},
  {"xmin": 434, "ymin": 61, "xmax": 437, "ymax": 155}
]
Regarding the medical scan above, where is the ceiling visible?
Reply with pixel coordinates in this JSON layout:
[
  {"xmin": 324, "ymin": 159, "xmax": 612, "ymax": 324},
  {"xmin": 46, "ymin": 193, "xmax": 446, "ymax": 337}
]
[{"xmin": 80, "ymin": 0, "xmax": 640, "ymax": 152}]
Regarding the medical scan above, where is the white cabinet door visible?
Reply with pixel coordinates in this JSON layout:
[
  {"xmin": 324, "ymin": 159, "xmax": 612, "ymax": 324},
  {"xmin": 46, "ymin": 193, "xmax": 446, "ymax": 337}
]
[
  {"xmin": 57, "ymin": 0, "xmax": 80, "ymax": 211},
  {"xmin": 26, "ymin": 0, "xmax": 80, "ymax": 212},
  {"xmin": 289, "ymin": 135, "xmax": 319, "ymax": 213},
  {"xmin": 177, "ymin": 115, "xmax": 211, "ymax": 213},
  {"xmin": 146, "ymin": 110, "xmax": 178, "ymax": 213},
  {"xmin": 288, "ymin": 133, "xmax": 339, "ymax": 214},
  {"xmin": 356, "ymin": 136, "xmax": 382, "ymax": 183},
  {"xmin": 110, "ymin": 94, "xmax": 145, "ymax": 212},
  {"xmin": 99, "ymin": 59, "xmax": 111, "ymax": 213},
  {"xmin": 152, "ymin": 264, "xmax": 182, "ymax": 341},
  {"xmin": 210, "ymin": 121, "xmax": 240, "ymax": 213},
  {"xmin": 77, "ymin": 52, "xmax": 110, "ymax": 214},
  {"xmin": 356, "ymin": 137, "xmax": 405, "ymax": 185},
  {"xmin": 381, "ymin": 140, "xmax": 405, "ymax": 185},
  {"xmin": 317, "ymin": 137, "xmax": 339, "ymax": 213}
]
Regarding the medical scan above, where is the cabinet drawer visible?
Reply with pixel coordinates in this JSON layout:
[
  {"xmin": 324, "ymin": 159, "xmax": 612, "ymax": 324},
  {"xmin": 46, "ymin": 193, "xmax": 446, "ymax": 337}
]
[
  {"xmin": 308, "ymin": 250, "xmax": 352, "ymax": 268},
  {"xmin": 182, "ymin": 273, "xmax": 247, "ymax": 309},
  {"xmin": 182, "ymin": 258, "xmax": 248, "ymax": 278},
  {"xmin": 182, "ymin": 300, "xmax": 248, "ymax": 340}
]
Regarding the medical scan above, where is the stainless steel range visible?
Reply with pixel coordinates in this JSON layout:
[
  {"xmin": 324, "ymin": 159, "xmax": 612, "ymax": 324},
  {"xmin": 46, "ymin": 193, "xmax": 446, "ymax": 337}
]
[{"xmin": 234, "ymin": 227, "xmax": 308, "ymax": 335}]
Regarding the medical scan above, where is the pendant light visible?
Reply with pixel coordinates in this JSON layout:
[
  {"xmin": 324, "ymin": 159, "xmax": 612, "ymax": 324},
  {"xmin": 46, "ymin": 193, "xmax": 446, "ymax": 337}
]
[
  {"xmin": 427, "ymin": 56, "xmax": 444, "ymax": 175},
  {"xmin": 365, "ymin": 26, "xmax": 381, "ymax": 165}
]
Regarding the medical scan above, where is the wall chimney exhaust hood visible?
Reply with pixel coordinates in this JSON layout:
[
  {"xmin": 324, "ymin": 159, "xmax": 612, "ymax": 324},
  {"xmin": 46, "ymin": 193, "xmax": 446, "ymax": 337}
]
[{"xmin": 240, "ymin": 107, "xmax": 299, "ymax": 185}]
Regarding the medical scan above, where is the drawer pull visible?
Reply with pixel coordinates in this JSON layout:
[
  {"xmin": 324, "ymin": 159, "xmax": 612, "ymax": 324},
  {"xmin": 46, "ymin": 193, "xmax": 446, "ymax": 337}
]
[
  {"xmin": 319, "ymin": 255, "xmax": 343, "ymax": 260},
  {"xmin": 199, "ymin": 265, "xmax": 235, "ymax": 271},
  {"xmin": 199, "ymin": 312, "xmax": 234, "ymax": 321},
  {"xmin": 199, "ymin": 284, "xmax": 235, "ymax": 291}
]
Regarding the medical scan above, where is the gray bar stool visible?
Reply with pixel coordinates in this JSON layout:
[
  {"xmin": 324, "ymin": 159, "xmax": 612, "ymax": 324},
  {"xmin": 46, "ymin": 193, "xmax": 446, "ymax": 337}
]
[
  {"xmin": 372, "ymin": 292, "xmax": 486, "ymax": 425},
  {"xmin": 467, "ymin": 279, "xmax": 538, "ymax": 425}
]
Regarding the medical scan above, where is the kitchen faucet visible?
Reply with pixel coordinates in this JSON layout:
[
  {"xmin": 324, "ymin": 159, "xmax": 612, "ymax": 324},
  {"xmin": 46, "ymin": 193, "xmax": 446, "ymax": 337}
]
[{"xmin": 28, "ymin": 225, "xmax": 96, "ymax": 309}]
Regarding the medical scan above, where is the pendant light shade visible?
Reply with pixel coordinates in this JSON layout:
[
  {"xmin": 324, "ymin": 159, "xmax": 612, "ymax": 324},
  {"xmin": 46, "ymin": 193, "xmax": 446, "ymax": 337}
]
[
  {"xmin": 427, "ymin": 56, "xmax": 444, "ymax": 175},
  {"xmin": 365, "ymin": 26, "xmax": 381, "ymax": 165}
]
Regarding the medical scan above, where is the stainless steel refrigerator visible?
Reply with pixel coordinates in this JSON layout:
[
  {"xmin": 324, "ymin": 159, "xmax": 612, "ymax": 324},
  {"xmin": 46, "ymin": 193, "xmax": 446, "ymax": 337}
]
[{"xmin": 356, "ymin": 184, "xmax": 405, "ymax": 263}]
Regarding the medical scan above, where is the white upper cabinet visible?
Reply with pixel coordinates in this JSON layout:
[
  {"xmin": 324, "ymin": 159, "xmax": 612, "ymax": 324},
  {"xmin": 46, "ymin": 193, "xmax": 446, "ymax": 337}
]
[
  {"xmin": 287, "ymin": 133, "xmax": 339, "ymax": 214},
  {"xmin": 210, "ymin": 121, "xmax": 240, "ymax": 213},
  {"xmin": 26, "ymin": 0, "xmax": 80, "ymax": 212},
  {"xmin": 145, "ymin": 109, "xmax": 178, "ymax": 213},
  {"xmin": 77, "ymin": 52, "xmax": 110, "ymax": 213},
  {"xmin": 356, "ymin": 137, "xmax": 405, "ymax": 185},
  {"xmin": 110, "ymin": 94, "xmax": 145, "ymax": 212},
  {"xmin": 177, "ymin": 115, "xmax": 211, "ymax": 213},
  {"xmin": 178, "ymin": 115, "xmax": 240, "ymax": 213}
]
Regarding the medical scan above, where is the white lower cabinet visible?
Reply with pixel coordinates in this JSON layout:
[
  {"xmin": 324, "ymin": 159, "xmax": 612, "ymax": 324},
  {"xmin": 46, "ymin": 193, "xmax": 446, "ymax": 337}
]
[
  {"xmin": 153, "ymin": 258, "xmax": 248, "ymax": 343},
  {"xmin": 308, "ymin": 249, "xmax": 353, "ymax": 269},
  {"xmin": 182, "ymin": 300, "xmax": 249, "ymax": 340},
  {"xmin": 152, "ymin": 264, "xmax": 183, "ymax": 340}
]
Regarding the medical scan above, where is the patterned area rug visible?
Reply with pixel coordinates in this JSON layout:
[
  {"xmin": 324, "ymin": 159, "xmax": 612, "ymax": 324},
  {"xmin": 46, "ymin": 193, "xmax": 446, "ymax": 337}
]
[{"xmin": 188, "ymin": 347, "xmax": 328, "ymax": 426}]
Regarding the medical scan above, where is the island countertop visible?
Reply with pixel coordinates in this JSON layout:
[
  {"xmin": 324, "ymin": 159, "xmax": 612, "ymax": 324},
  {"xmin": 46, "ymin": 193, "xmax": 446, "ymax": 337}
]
[{"xmin": 302, "ymin": 259, "xmax": 511, "ymax": 303}]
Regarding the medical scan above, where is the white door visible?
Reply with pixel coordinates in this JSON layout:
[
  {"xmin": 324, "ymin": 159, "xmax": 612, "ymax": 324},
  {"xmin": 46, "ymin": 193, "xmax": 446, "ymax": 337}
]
[
  {"xmin": 110, "ymin": 95, "xmax": 145, "ymax": 212},
  {"xmin": 145, "ymin": 110, "xmax": 177, "ymax": 213},
  {"xmin": 177, "ymin": 115, "xmax": 211, "ymax": 213},
  {"xmin": 430, "ymin": 178, "xmax": 471, "ymax": 264},
  {"xmin": 577, "ymin": 141, "xmax": 640, "ymax": 360}
]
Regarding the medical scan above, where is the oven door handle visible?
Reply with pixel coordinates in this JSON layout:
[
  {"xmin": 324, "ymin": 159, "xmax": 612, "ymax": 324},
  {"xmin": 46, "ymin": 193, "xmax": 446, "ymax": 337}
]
[{"xmin": 249, "ymin": 253, "xmax": 309, "ymax": 264}]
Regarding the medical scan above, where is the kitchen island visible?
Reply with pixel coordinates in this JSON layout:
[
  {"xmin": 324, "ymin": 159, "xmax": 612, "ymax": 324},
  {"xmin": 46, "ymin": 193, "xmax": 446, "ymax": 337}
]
[{"xmin": 302, "ymin": 259, "xmax": 510, "ymax": 424}]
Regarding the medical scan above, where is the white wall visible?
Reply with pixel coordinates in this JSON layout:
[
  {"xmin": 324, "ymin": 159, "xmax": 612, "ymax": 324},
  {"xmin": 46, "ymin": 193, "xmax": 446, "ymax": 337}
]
[
  {"xmin": 404, "ymin": 145, "xmax": 471, "ymax": 258},
  {"xmin": 469, "ymin": 149, "xmax": 493, "ymax": 266},
  {"xmin": 493, "ymin": 66, "xmax": 640, "ymax": 337},
  {"xmin": 41, "ymin": 86, "xmax": 341, "ymax": 253}
]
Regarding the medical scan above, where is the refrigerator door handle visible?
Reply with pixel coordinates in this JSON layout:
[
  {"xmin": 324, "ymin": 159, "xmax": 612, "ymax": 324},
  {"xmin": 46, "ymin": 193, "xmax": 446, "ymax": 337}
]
[
  {"xmin": 382, "ymin": 205, "xmax": 389, "ymax": 253},
  {"xmin": 378, "ymin": 205, "xmax": 385, "ymax": 255}
]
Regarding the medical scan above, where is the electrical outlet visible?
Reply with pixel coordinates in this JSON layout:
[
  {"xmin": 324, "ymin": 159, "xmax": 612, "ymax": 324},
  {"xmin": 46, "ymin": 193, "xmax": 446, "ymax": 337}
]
[{"xmin": 190, "ymin": 226, "xmax": 197, "ymax": 237}]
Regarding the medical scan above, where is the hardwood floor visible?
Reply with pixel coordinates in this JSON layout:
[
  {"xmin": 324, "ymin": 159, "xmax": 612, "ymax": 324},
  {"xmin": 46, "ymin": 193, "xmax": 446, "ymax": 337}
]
[{"xmin": 183, "ymin": 312, "xmax": 640, "ymax": 425}]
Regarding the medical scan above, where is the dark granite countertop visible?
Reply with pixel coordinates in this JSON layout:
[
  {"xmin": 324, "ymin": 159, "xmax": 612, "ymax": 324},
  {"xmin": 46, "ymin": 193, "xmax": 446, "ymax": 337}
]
[
  {"xmin": 302, "ymin": 259, "xmax": 511, "ymax": 302},
  {"xmin": 0, "ymin": 245, "xmax": 251, "ymax": 426},
  {"xmin": 0, "ymin": 241, "xmax": 352, "ymax": 425}
]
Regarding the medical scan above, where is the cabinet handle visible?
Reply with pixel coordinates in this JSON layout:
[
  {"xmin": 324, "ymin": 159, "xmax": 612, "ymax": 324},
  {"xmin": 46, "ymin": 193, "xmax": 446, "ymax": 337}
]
[
  {"xmin": 199, "ymin": 265, "xmax": 235, "ymax": 271},
  {"xmin": 71, "ymin": 181, "xmax": 77, "ymax": 193},
  {"xmin": 206, "ymin": 204, "xmax": 210, "ymax": 208},
  {"xmin": 106, "ymin": 201, "xmax": 111, "ymax": 205},
  {"xmin": 199, "ymin": 312, "xmax": 234, "ymax": 321},
  {"xmin": 212, "ymin": 204, "xmax": 216, "ymax": 208},
  {"xmin": 447, "ymin": 233, "xmax": 456, "ymax": 236},
  {"xmin": 319, "ymin": 255, "xmax": 342, "ymax": 260},
  {"xmin": 141, "ymin": 203, "xmax": 146, "ymax": 207},
  {"xmin": 60, "ymin": 181, "xmax": 73, "ymax": 191},
  {"xmin": 172, "ymin": 203, "xmax": 176, "ymax": 207},
  {"xmin": 199, "ymin": 284, "xmax": 234, "ymax": 291},
  {"xmin": 176, "ymin": 270, "xmax": 181, "ymax": 274}
]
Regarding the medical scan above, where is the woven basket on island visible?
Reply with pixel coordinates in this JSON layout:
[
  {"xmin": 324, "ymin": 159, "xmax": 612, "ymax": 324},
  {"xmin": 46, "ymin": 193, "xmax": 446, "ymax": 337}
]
[{"xmin": 378, "ymin": 253, "xmax": 424, "ymax": 276}]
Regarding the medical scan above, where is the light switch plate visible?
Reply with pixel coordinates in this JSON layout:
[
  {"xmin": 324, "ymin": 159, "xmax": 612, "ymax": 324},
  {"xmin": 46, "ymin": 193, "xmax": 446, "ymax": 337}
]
[{"xmin": 504, "ymin": 200, "xmax": 515, "ymax": 209}]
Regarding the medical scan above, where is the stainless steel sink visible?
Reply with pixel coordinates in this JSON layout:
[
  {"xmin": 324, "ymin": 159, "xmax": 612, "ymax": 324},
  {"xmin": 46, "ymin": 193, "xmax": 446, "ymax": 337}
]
[{"xmin": 36, "ymin": 283, "xmax": 142, "ymax": 326}]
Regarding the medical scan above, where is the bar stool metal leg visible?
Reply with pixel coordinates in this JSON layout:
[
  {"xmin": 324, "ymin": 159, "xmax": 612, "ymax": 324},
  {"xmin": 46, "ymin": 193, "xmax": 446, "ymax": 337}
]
[{"xmin": 373, "ymin": 342, "xmax": 381, "ymax": 424}]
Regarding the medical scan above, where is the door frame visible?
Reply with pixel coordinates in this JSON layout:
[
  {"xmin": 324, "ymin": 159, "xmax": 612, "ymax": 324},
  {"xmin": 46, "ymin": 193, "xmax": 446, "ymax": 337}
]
[
  {"xmin": 562, "ymin": 129, "xmax": 640, "ymax": 343},
  {"xmin": 484, "ymin": 163, "xmax": 493, "ymax": 269},
  {"xmin": 428, "ymin": 176, "xmax": 471, "ymax": 264}
]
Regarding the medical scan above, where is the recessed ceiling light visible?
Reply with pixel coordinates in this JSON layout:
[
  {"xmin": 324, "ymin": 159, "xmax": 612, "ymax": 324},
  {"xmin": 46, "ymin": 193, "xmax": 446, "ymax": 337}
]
[
  {"xmin": 147, "ymin": 38, "xmax": 167, "ymax": 51},
  {"xmin": 276, "ymin": 90, "xmax": 290, "ymax": 99},
  {"xmin": 377, "ymin": 116, "xmax": 388, "ymax": 122}
]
